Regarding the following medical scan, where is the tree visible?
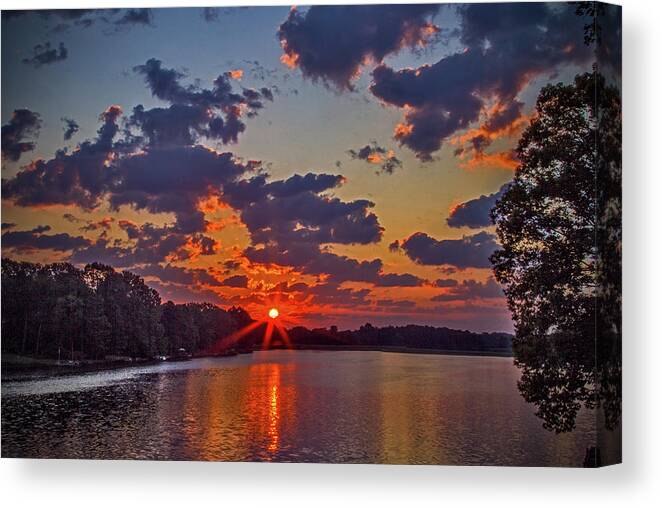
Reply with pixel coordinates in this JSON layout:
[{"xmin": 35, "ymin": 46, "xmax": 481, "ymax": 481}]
[{"xmin": 490, "ymin": 72, "xmax": 621, "ymax": 432}]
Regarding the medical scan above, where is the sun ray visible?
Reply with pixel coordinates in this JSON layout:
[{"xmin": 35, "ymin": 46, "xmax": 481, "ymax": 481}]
[
  {"xmin": 274, "ymin": 321, "xmax": 292, "ymax": 349},
  {"xmin": 263, "ymin": 320, "xmax": 275, "ymax": 349},
  {"xmin": 211, "ymin": 320, "xmax": 264, "ymax": 353}
]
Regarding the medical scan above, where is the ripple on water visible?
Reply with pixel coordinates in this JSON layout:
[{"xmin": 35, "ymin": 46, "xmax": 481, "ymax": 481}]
[{"xmin": 1, "ymin": 351, "xmax": 604, "ymax": 465}]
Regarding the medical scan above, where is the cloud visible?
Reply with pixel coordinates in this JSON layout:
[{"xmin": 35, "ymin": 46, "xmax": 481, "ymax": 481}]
[
  {"xmin": 80, "ymin": 217, "xmax": 114, "ymax": 232},
  {"xmin": 3, "ymin": 78, "xmax": 415, "ymax": 292},
  {"xmin": 70, "ymin": 221, "xmax": 218, "ymax": 268},
  {"xmin": 135, "ymin": 263, "xmax": 221, "ymax": 287},
  {"xmin": 2, "ymin": 105, "xmax": 122, "ymax": 207},
  {"xmin": 398, "ymin": 231, "xmax": 498, "ymax": 269},
  {"xmin": 348, "ymin": 142, "xmax": 402, "ymax": 174},
  {"xmin": 2, "ymin": 223, "xmax": 17, "ymax": 230},
  {"xmin": 220, "ymin": 274, "xmax": 249, "ymax": 288},
  {"xmin": 307, "ymin": 282, "xmax": 371, "ymax": 308},
  {"xmin": 369, "ymin": 3, "xmax": 593, "ymax": 160},
  {"xmin": 22, "ymin": 42, "xmax": 68, "ymax": 68},
  {"xmin": 2, "ymin": 9, "xmax": 154, "ymax": 31},
  {"xmin": 434, "ymin": 278, "xmax": 459, "ymax": 288},
  {"xmin": 30, "ymin": 224, "xmax": 51, "ymax": 233},
  {"xmin": 266, "ymin": 172, "xmax": 345, "ymax": 198},
  {"xmin": 115, "ymin": 9, "xmax": 152, "ymax": 26},
  {"xmin": 108, "ymin": 145, "xmax": 255, "ymax": 234},
  {"xmin": 277, "ymin": 5, "xmax": 440, "ymax": 90},
  {"xmin": 63, "ymin": 213, "xmax": 82, "ymax": 223},
  {"xmin": 61, "ymin": 117, "xmax": 80, "ymax": 140},
  {"xmin": 245, "ymin": 244, "xmax": 422, "ymax": 287},
  {"xmin": 2, "ymin": 228, "xmax": 91, "ymax": 252},
  {"xmin": 447, "ymin": 183, "xmax": 509, "ymax": 229},
  {"xmin": 130, "ymin": 58, "xmax": 271, "ymax": 146},
  {"xmin": 431, "ymin": 277, "xmax": 503, "ymax": 301},
  {"xmin": 146, "ymin": 280, "xmax": 227, "ymax": 305},
  {"xmin": 202, "ymin": 8, "xmax": 220, "ymax": 22},
  {"xmin": 1, "ymin": 109, "xmax": 41, "ymax": 162},
  {"xmin": 375, "ymin": 299, "xmax": 416, "ymax": 309},
  {"xmin": 374, "ymin": 273, "xmax": 424, "ymax": 287}
]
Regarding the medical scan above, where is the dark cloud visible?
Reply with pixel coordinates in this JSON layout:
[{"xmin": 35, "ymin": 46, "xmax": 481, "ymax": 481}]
[
  {"xmin": 22, "ymin": 42, "xmax": 68, "ymax": 68},
  {"xmin": 431, "ymin": 277, "xmax": 503, "ymax": 302},
  {"xmin": 277, "ymin": 5, "xmax": 440, "ymax": 90},
  {"xmin": 3, "ymin": 9, "xmax": 153, "ymax": 31},
  {"xmin": 369, "ymin": 3, "xmax": 593, "ymax": 160},
  {"xmin": 399, "ymin": 231, "xmax": 498, "ymax": 269},
  {"xmin": 220, "ymin": 274, "xmax": 249, "ymax": 288},
  {"xmin": 80, "ymin": 217, "xmax": 114, "ymax": 232},
  {"xmin": 130, "ymin": 58, "xmax": 271, "ymax": 146},
  {"xmin": 70, "ymin": 222, "xmax": 217, "ymax": 268},
  {"xmin": 348, "ymin": 142, "xmax": 402, "ymax": 175},
  {"xmin": 202, "ymin": 8, "xmax": 220, "ymax": 22},
  {"xmin": 2, "ymin": 228, "xmax": 91, "ymax": 252},
  {"xmin": 434, "ymin": 278, "xmax": 459, "ymax": 288},
  {"xmin": 2, "ymin": 9, "xmax": 96, "ymax": 22},
  {"xmin": 447, "ymin": 183, "xmax": 509, "ymax": 229},
  {"xmin": 30, "ymin": 225, "xmax": 51, "ymax": 233},
  {"xmin": 374, "ymin": 273, "xmax": 424, "ymax": 287},
  {"xmin": 115, "ymin": 9, "xmax": 152, "ymax": 26},
  {"xmin": 146, "ymin": 280, "xmax": 226, "ymax": 306},
  {"xmin": 2, "ymin": 223, "xmax": 17, "ymax": 230},
  {"xmin": 201, "ymin": 7, "xmax": 247, "ymax": 23},
  {"xmin": 62, "ymin": 213, "xmax": 82, "ymax": 223},
  {"xmin": 61, "ymin": 117, "xmax": 80, "ymax": 140},
  {"xmin": 375, "ymin": 299, "xmax": 416, "ymax": 309},
  {"xmin": 2, "ymin": 105, "xmax": 122, "ymax": 208},
  {"xmin": 108, "ymin": 145, "xmax": 255, "ymax": 234},
  {"xmin": 135, "ymin": 263, "xmax": 221, "ymax": 287},
  {"xmin": 246, "ymin": 244, "xmax": 422, "ymax": 287},
  {"xmin": 240, "ymin": 191, "xmax": 382, "ymax": 247},
  {"xmin": 388, "ymin": 240, "xmax": 400, "ymax": 253},
  {"xmin": 307, "ymin": 282, "xmax": 371, "ymax": 308},
  {"xmin": 266, "ymin": 172, "xmax": 344, "ymax": 198},
  {"xmin": 1, "ymin": 109, "xmax": 41, "ymax": 162},
  {"xmin": 222, "ymin": 259, "xmax": 242, "ymax": 272}
]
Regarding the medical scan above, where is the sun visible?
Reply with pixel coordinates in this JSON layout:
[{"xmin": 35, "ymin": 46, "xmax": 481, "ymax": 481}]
[{"xmin": 268, "ymin": 308, "xmax": 279, "ymax": 319}]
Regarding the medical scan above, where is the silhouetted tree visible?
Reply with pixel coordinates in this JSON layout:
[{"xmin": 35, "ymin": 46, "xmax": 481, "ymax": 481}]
[{"xmin": 491, "ymin": 72, "xmax": 621, "ymax": 432}]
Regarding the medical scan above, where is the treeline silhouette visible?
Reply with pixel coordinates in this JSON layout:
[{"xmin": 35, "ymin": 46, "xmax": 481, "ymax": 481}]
[
  {"xmin": 1, "ymin": 259, "xmax": 511, "ymax": 361},
  {"xmin": 283, "ymin": 324, "xmax": 512, "ymax": 354}
]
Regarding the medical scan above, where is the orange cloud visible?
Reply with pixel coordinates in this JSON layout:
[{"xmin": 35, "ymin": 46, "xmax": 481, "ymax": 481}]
[
  {"xmin": 280, "ymin": 50, "xmax": 299, "ymax": 69},
  {"xmin": 461, "ymin": 151, "xmax": 518, "ymax": 171},
  {"xmin": 366, "ymin": 153, "xmax": 383, "ymax": 164},
  {"xmin": 228, "ymin": 69, "xmax": 243, "ymax": 80},
  {"xmin": 394, "ymin": 122, "xmax": 414, "ymax": 138}
]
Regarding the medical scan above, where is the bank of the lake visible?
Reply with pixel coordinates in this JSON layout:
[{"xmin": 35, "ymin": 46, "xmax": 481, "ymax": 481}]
[{"xmin": 1, "ymin": 345, "xmax": 512, "ymax": 382}]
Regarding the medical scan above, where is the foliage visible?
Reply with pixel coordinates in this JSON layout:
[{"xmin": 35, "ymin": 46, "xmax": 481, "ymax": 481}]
[
  {"xmin": 1, "ymin": 259, "xmax": 243, "ymax": 359},
  {"xmin": 491, "ymin": 72, "xmax": 621, "ymax": 432}
]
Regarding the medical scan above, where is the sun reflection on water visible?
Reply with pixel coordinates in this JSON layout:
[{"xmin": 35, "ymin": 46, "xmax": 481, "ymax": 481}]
[{"xmin": 268, "ymin": 382, "xmax": 280, "ymax": 454}]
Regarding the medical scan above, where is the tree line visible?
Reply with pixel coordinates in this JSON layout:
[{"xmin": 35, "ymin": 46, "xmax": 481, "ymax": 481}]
[
  {"xmin": 1, "ymin": 258, "xmax": 513, "ymax": 361},
  {"xmin": 0, "ymin": 259, "xmax": 248, "ymax": 360}
]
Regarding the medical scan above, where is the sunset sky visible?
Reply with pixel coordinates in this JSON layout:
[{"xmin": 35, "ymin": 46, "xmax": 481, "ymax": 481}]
[{"xmin": 1, "ymin": 4, "xmax": 595, "ymax": 332}]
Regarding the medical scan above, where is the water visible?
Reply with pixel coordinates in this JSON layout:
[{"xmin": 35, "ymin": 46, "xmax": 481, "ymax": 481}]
[{"xmin": 1, "ymin": 350, "xmax": 597, "ymax": 465}]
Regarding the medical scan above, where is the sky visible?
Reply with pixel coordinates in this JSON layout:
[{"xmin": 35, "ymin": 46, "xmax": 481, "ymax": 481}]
[{"xmin": 1, "ymin": 4, "xmax": 596, "ymax": 332}]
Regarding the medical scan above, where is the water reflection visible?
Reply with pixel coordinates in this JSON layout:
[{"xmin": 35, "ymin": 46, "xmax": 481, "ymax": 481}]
[
  {"xmin": 268, "ymin": 382, "xmax": 279, "ymax": 454},
  {"xmin": 1, "ymin": 351, "xmax": 613, "ymax": 465}
]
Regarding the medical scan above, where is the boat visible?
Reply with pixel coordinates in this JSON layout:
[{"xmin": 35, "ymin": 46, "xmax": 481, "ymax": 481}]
[{"xmin": 166, "ymin": 348, "xmax": 192, "ymax": 362}]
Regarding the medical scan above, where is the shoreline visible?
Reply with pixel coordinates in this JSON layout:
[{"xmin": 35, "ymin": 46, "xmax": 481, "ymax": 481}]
[{"xmin": 1, "ymin": 346, "xmax": 513, "ymax": 382}]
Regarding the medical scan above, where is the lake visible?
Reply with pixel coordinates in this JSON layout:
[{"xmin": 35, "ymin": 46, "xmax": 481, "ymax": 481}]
[{"xmin": 1, "ymin": 350, "xmax": 598, "ymax": 465}]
